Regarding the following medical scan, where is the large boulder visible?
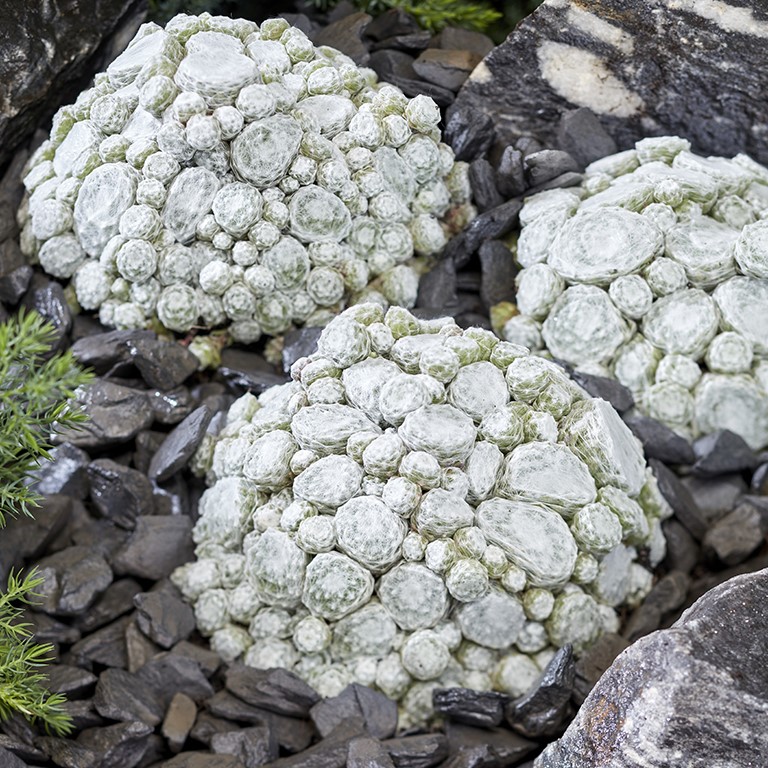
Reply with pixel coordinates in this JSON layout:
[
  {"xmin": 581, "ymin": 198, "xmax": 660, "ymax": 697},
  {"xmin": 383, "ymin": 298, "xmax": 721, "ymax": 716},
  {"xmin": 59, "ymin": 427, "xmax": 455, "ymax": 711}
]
[
  {"xmin": 449, "ymin": 0, "xmax": 768, "ymax": 163},
  {"xmin": 0, "ymin": 0, "xmax": 146, "ymax": 172},
  {"xmin": 535, "ymin": 567, "xmax": 768, "ymax": 767}
]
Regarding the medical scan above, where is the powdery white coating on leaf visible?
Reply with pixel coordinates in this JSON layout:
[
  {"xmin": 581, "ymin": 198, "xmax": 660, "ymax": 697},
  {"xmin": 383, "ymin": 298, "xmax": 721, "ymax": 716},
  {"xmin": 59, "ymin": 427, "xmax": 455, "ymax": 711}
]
[
  {"xmin": 456, "ymin": 586, "xmax": 526, "ymax": 650},
  {"xmin": 303, "ymin": 552, "xmax": 375, "ymax": 620},
  {"xmin": 293, "ymin": 454, "xmax": 363, "ymax": 508},
  {"xmin": 291, "ymin": 403, "xmax": 380, "ymax": 454},
  {"xmin": 245, "ymin": 528, "xmax": 308, "ymax": 607},
  {"xmin": 378, "ymin": 562, "xmax": 448, "ymax": 630},
  {"xmin": 399, "ymin": 404, "xmax": 477, "ymax": 466}
]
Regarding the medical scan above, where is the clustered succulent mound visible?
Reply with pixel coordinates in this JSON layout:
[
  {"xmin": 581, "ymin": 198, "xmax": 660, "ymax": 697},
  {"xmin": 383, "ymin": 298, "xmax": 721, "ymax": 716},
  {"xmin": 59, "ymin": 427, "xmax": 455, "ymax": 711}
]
[
  {"xmin": 501, "ymin": 136, "xmax": 768, "ymax": 450},
  {"xmin": 173, "ymin": 304, "xmax": 671, "ymax": 726},
  {"xmin": 17, "ymin": 13, "xmax": 473, "ymax": 345}
]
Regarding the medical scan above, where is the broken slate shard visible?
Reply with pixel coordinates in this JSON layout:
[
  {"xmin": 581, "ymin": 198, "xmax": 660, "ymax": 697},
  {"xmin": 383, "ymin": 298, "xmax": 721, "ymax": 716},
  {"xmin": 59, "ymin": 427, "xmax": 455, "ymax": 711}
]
[{"xmin": 449, "ymin": 0, "xmax": 768, "ymax": 164}]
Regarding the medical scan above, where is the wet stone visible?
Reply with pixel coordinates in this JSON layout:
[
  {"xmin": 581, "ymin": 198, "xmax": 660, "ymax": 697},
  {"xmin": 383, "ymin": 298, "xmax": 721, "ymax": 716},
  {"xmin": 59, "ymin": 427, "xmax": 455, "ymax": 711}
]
[
  {"xmin": 282, "ymin": 327, "xmax": 323, "ymax": 373},
  {"xmin": 495, "ymin": 146, "xmax": 526, "ymax": 198},
  {"xmin": 134, "ymin": 584, "xmax": 196, "ymax": 649},
  {"xmin": 0, "ymin": 264, "xmax": 33, "ymax": 304},
  {"xmin": 572, "ymin": 632, "xmax": 629, "ymax": 706},
  {"xmin": 43, "ymin": 664, "xmax": 98, "ymax": 698},
  {"xmin": 311, "ymin": 12, "xmax": 371, "ymax": 65},
  {"xmin": 112, "ymin": 515, "xmax": 195, "ymax": 580},
  {"xmin": 219, "ymin": 348, "xmax": 288, "ymax": 396},
  {"xmin": 506, "ymin": 645, "xmax": 575, "ymax": 738},
  {"xmin": 149, "ymin": 405, "xmax": 213, "ymax": 482},
  {"xmin": 34, "ymin": 545, "xmax": 113, "ymax": 616},
  {"xmin": 412, "ymin": 49, "xmax": 482, "ymax": 92},
  {"xmin": 224, "ymin": 664, "xmax": 320, "ymax": 718},
  {"xmin": 210, "ymin": 726, "xmax": 278, "ymax": 768},
  {"xmin": 703, "ymin": 500, "xmax": 768, "ymax": 566},
  {"xmin": 649, "ymin": 459, "xmax": 708, "ymax": 540},
  {"xmin": 681, "ymin": 474, "xmax": 746, "ymax": 525},
  {"xmin": 150, "ymin": 385, "xmax": 196, "ymax": 425},
  {"xmin": 692, "ymin": 430, "xmax": 758, "ymax": 477},
  {"xmin": 443, "ymin": 723, "xmax": 537, "ymax": 766},
  {"xmin": 569, "ymin": 370, "xmax": 634, "ymax": 413},
  {"xmin": 77, "ymin": 721, "xmax": 154, "ymax": 768},
  {"xmin": 468, "ymin": 158, "xmax": 504, "ymax": 213},
  {"xmin": 32, "ymin": 442, "xmax": 91, "ymax": 498},
  {"xmin": 416, "ymin": 256, "xmax": 458, "ymax": 310},
  {"xmin": 87, "ymin": 458, "xmax": 154, "ymax": 529},
  {"xmin": 162, "ymin": 692, "xmax": 198, "ymax": 753},
  {"xmin": 94, "ymin": 667, "xmax": 165, "ymax": 726},
  {"xmin": 383, "ymin": 735, "xmax": 449, "ymax": 768},
  {"xmin": 70, "ymin": 615, "xmax": 131, "ymax": 669},
  {"xmin": 137, "ymin": 653, "xmax": 214, "ymax": 707},
  {"xmin": 624, "ymin": 415, "xmax": 696, "ymax": 465},
  {"xmin": 348, "ymin": 737, "xmax": 396, "ymax": 768},
  {"xmin": 432, "ymin": 688, "xmax": 508, "ymax": 728},
  {"xmin": 556, "ymin": 108, "xmax": 618, "ymax": 168}
]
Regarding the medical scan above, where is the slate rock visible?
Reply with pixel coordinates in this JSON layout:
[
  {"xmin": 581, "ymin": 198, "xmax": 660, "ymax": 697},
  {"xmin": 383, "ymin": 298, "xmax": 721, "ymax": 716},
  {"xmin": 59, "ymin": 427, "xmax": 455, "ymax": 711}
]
[
  {"xmin": 468, "ymin": 158, "xmax": 504, "ymax": 213},
  {"xmin": 369, "ymin": 31, "xmax": 432, "ymax": 54},
  {"xmin": 461, "ymin": 198, "xmax": 522, "ymax": 255},
  {"xmin": 33, "ymin": 442, "xmax": 91, "ymax": 499},
  {"xmin": 569, "ymin": 370, "xmax": 634, "ymax": 413},
  {"xmin": 506, "ymin": 645, "xmax": 575, "ymax": 738},
  {"xmin": 125, "ymin": 617, "xmax": 161, "ymax": 673},
  {"xmin": 0, "ymin": 741, "xmax": 43, "ymax": 767},
  {"xmin": 572, "ymin": 632, "xmax": 629, "ymax": 706},
  {"xmin": 443, "ymin": 723, "xmax": 537, "ymax": 765},
  {"xmin": 55, "ymin": 380, "xmax": 154, "ymax": 448},
  {"xmin": 368, "ymin": 50, "xmax": 455, "ymax": 107},
  {"xmin": 71, "ymin": 330, "xmax": 156, "ymax": 376},
  {"xmin": 412, "ymin": 49, "xmax": 482, "ymax": 92},
  {"xmin": 149, "ymin": 405, "xmax": 213, "ymax": 482},
  {"xmin": 437, "ymin": 745, "xmax": 500, "ymax": 768},
  {"xmin": 514, "ymin": 136, "xmax": 545, "ymax": 158},
  {"xmin": 495, "ymin": 146, "xmax": 526, "ymax": 198},
  {"xmin": 152, "ymin": 474, "xmax": 192, "ymax": 517},
  {"xmin": 134, "ymin": 584, "xmax": 196, "ymax": 649},
  {"xmin": 37, "ymin": 737, "xmax": 99, "ymax": 768},
  {"xmin": 348, "ymin": 736, "xmax": 396, "ymax": 768},
  {"xmin": 43, "ymin": 664, "xmax": 98, "ymax": 698},
  {"xmin": 0, "ymin": 150, "xmax": 28, "ymax": 242},
  {"xmin": 692, "ymin": 430, "xmax": 758, "ymax": 477},
  {"xmin": 449, "ymin": 0, "xmax": 768, "ymax": 163},
  {"xmin": 113, "ymin": 516, "xmax": 195, "ymax": 580},
  {"xmin": 524, "ymin": 149, "xmax": 581, "ymax": 185},
  {"xmin": 432, "ymin": 688, "xmax": 507, "ymax": 728},
  {"xmin": 136, "ymin": 653, "xmax": 214, "ymax": 707},
  {"xmin": 556, "ymin": 107, "xmax": 618, "ymax": 168},
  {"xmin": 416, "ymin": 256, "xmax": 458, "ymax": 310},
  {"xmin": 156, "ymin": 754, "xmax": 244, "ymax": 768},
  {"xmin": 129, "ymin": 336, "xmax": 199, "ymax": 390},
  {"xmin": 436, "ymin": 27, "xmax": 494, "ymax": 57},
  {"xmin": 0, "ymin": 264, "xmax": 33, "ymax": 304},
  {"xmin": 443, "ymin": 105, "xmax": 495, "ymax": 162},
  {"xmin": 364, "ymin": 8, "xmax": 421, "ymax": 40},
  {"xmin": 22, "ymin": 275, "xmax": 72, "ymax": 349},
  {"xmin": 150, "ymin": 385, "xmax": 196, "ymax": 425},
  {"xmin": 34, "ymin": 545, "xmax": 113, "ymax": 616},
  {"xmin": 681, "ymin": 473, "xmax": 746, "ymax": 525},
  {"xmin": 70, "ymin": 615, "xmax": 132, "ymax": 669},
  {"xmin": 0, "ymin": 0, "xmax": 143, "ymax": 170},
  {"xmin": 537, "ymin": 568, "xmax": 768, "ymax": 767},
  {"xmin": 649, "ymin": 459, "xmax": 707, "ymax": 541},
  {"xmin": 88, "ymin": 458, "xmax": 154, "ymax": 529},
  {"xmin": 623, "ymin": 415, "xmax": 695, "ymax": 465},
  {"xmin": 525, "ymin": 170, "xmax": 583, "ymax": 195},
  {"xmin": 623, "ymin": 570, "xmax": 691, "ymax": 642},
  {"xmin": 189, "ymin": 712, "xmax": 237, "ymax": 748},
  {"xmin": 0, "ymin": 494, "xmax": 73, "ymax": 566},
  {"xmin": 478, "ymin": 240, "xmax": 517, "ymax": 311},
  {"xmin": 310, "ymin": 683, "xmax": 397, "ymax": 740},
  {"xmin": 383, "ymin": 735, "xmax": 449, "ymax": 768},
  {"xmin": 282, "ymin": 327, "xmax": 322, "ymax": 374},
  {"xmin": 224, "ymin": 665, "xmax": 320, "ymax": 719},
  {"xmin": 77, "ymin": 721, "xmax": 154, "ymax": 768},
  {"xmin": 25, "ymin": 609, "xmax": 81, "ymax": 646},
  {"xmin": 703, "ymin": 500, "xmax": 768, "ymax": 566},
  {"xmin": 751, "ymin": 461, "xmax": 768, "ymax": 494},
  {"xmin": 171, "ymin": 641, "xmax": 222, "ymax": 679},
  {"xmin": 211, "ymin": 726, "xmax": 278, "ymax": 768},
  {"xmin": 219, "ymin": 349, "xmax": 288, "ymax": 396},
  {"xmin": 311, "ymin": 12, "xmax": 371, "ymax": 64},
  {"xmin": 94, "ymin": 668, "xmax": 165, "ymax": 726},
  {"xmin": 661, "ymin": 519, "xmax": 700, "ymax": 575},
  {"xmin": 162, "ymin": 693, "xmax": 198, "ymax": 753},
  {"xmin": 62, "ymin": 699, "xmax": 106, "ymax": 731}
]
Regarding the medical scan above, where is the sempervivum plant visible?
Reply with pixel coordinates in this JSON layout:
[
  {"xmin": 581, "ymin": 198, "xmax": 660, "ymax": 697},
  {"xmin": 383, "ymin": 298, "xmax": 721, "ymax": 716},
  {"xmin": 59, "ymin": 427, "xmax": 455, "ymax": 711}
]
[
  {"xmin": 500, "ymin": 136, "xmax": 768, "ymax": 450},
  {"xmin": 173, "ymin": 304, "xmax": 670, "ymax": 727},
  {"xmin": 17, "ymin": 13, "xmax": 473, "ymax": 346}
]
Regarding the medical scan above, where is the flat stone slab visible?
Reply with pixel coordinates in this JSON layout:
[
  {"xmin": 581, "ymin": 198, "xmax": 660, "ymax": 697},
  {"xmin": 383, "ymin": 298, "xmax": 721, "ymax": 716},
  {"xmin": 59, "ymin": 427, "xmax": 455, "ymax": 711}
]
[{"xmin": 449, "ymin": 0, "xmax": 768, "ymax": 163}]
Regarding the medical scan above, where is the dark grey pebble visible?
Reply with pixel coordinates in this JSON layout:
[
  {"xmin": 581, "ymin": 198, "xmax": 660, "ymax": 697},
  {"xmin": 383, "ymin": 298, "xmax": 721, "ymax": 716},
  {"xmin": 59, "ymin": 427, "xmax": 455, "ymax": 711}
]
[
  {"xmin": 382, "ymin": 734, "xmax": 449, "ymax": 768},
  {"xmin": 416, "ymin": 256, "xmax": 459, "ymax": 311},
  {"xmin": 649, "ymin": 459, "xmax": 708, "ymax": 541},
  {"xmin": 751, "ymin": 461, "xmax": 768, "ymax": 493},
  {"xmin": 150, "ymin": 385, "xmax": 196, "ymax": 425},
  {"xmin": 152, "ymin": 475, "xmax": 193, "ymax": 518},
  {"xmin": 224, "ymin": 664, "xmax": 320, "ymax": 719},
  {"xmin": 514, "ymin": 136, "xmax": 544, "ymax": 157},
  {"xmin": 282, "ymin": 327, "xmax": 323, "ymax": 373},
  {"xmin": 32, "ymin": 442, "xmax": 91, "ymax": 499},
  {"xmin": 0, "ymin": 733, "xmax": 49, "ymax": 764},
  {"xmin": 22, "ymin": 275, "xmax": 72, "ymax": 348},
  {"xmin": 88, "ymin": 458, "xmax": 155, "ymax": 529},
  {"xmin": 432, "ymin": 688, "xmax": 508, "ymax": 728},
  {"xmin": 42, "ymin": 664, "xmax": 98, "ymax": 698},
  {"xmin": 369, "ymin": 31, "xmax": 431, "ymax": 53},
  {"xmin": 623, "ymin": 570, "xmax": 691, "ymax": 642},
  {"xmin": 112, "ymin": 515, "xmax": 194, "ymax": 581},
  {"xmin": 623, "ymin": 415, "xmax": 695, "ymax": 465},
  {"xmin": 62, "ymin": 699, "xmax": 106, "ymax": 731},
  {"xmin": 155, "ymin": 751, "xmax": 244, "ymax": 767},
  {"xmin": 0, "ymin": 233, "xmax": 24, "ymax": 275},
  {"xmin": 556, "ymin": 107, "xmax": 618, "ymax": 168},
  {"xmin": 171, "ymin": 641, "xmax": 222, "ymax": 679},
  {"xmin": 263, "ymin": 718, "xmax": 366, "ymax": 768},
  {"xmin": 436, "ymin": 27, "xmax": 494, "ymax": 57},
  {"xmin": 364, "ymin": 8, "xmax": 421, "ymax": 40},
  {"xmin": 137, "ymin": 653, "xmax": 214, "ymax": 707},
  {"xmin": 37, "ymin": 736, "xmax": 99, "ymax": 768},
  {"xmin": 692, "ymin": 430, "xmax": 758, "ymax": 477},
  {"xmin": 311, "ymin": 12, "xmax": 371, "ymax": 65},
  {"xmin": 219, "ymin": 348, "xmax": 288, "ymax": 395},
  {"xmin": 70, "ymin": 615, "xmax": 132, "ymax": 670},
  {"xmin": 681, "ymin": 473, "xmax": 746, "ymax": 525},
  {"xmin": 149, "ymin": 405, "xmax": 213, "ymax": 482},
  {"xmin": 468, "ymin": 158, "xmax": 505, "ymax": 213},
  {"xmin": 368, "ymin": 50, "xmax": 455, "ymax": 107},
  {"xmin": 94, "ymin": 667, "xmax": 165, "ymax": 726},
  {"xmin": 25, "ymin": 609, "xmax": 81, "ymax": 646},
  {"xmin": 495, "ymin": 146, "xmax": 527, "ymax": 198},
  {"xmin": 310, "ymin": 683, "xmax": 397, "ymax": 740},
  {"xmin": 412, "ymin": 49, "xmax": 482, "ymax": 91},
  {"xmin": 127, "ymin": 335, "xmax": 199, "ymax": 391},
  {"xmin": 702, "ymin": 499, "xmax": 768, "ymax": 566},
  {"xmin": 126, "ymin": 617, "xmax": 161, "ymax": 673},
  {"xmin": 134, "ymin": 584, "xmax": 196, "ymax": 649},
  {"xmin": 71, "ymin": 329, "xmax": 154, "ymax": 374},
  {"xmin": 134, "ymin": 430, "xmax": 167, "ymax": 475},
  {"xmin": 78, "ymin": 720, "xmax": 155, "ymax": 767},
  {"xmin": 189, "ymin": 712, "xmax": 238, "ymax": 747},
  {"xmin": 572, "ymin": 633, "xmax": 629, "ymax": 706},
  {"xmin": 525, "ymin": 170, "xmax": 584, "ymax": 195},
  {"xmin": 506, "ymin": 645, "xmax": 575, "ymax": 738},
  {"xmin": 211, "ymin": 725, "xmax": 278, "ymax": 768},
  {"xmin": 524, "ymin": 149, "xmax": 581, "ymax": 185},
  {"xmin": 162, "ymin": 692, "xmax": 198, "ymax": 754},
  {"xmin": 348, "ymin": 736, "xmax": 396, "ymax": 768},
  {"xmin": 443, "ymin": 106, "xmax": 495, "ymax": 162},
  {"xmin": 443, "ymin": 722, "xmax": 536, "ymax": 764},
  {"xmin": 662, "ymin": 519, "xmax": 701, "ymax": 575},
  {"xmin": 569, "ymin": 370, "xmax": 634, "ymax": 413},
  {"xmin": 461, "ymin": 198, "xmax": 522, "ymax": 255},
  {"xmin": 0, "ymin": 263, "xmax": 32, "ymax": 304}
]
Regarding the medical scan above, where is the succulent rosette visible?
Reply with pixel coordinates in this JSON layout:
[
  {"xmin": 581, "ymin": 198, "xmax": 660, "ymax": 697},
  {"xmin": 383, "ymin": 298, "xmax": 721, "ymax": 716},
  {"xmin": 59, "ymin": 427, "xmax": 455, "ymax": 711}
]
[
  {"xmin": 173, "ymin": 304, "xmax": 670, "ymax": 726},
  {"xmin": 502, "ymin": 136, "xmax": 768, "ymax": 450},
  {"xmin": 17, "ymin": 13, "xmax": 473, "ymax": 345}
]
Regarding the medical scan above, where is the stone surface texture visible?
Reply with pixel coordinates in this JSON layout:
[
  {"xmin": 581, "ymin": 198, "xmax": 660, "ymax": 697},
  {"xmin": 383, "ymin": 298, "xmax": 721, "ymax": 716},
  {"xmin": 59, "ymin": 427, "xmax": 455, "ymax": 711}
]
[{"xmin": 449, "ymin": 0, "xmax": 768, "ymax": 163}]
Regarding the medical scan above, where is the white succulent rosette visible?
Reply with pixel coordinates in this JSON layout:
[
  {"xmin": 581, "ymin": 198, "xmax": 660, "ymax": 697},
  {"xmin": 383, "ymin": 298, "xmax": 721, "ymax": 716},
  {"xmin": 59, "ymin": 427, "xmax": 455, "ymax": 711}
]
[
  {"xmin": 504, "ymin": 136, "xmax": 768, "ymax": 450},
  {"xmin": 174, "ymin": 304, "xmax": 670, "ymax": 727},
  {"xmin": 18, "ymin": 13, "xmax": 473, "ymax": 344}
]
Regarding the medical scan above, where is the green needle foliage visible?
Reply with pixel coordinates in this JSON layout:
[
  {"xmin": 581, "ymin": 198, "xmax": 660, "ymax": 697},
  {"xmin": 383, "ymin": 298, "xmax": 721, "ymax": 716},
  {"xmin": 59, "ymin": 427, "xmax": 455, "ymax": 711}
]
[{"xmin": 0, "ymin": 309, "xmax": 93, "ymax": 735}]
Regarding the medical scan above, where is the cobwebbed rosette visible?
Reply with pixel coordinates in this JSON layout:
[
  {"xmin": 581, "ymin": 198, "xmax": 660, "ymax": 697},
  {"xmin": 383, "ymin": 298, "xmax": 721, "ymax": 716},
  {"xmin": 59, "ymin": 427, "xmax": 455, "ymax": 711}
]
[
  {"xmin": 173, "ymin": 304, "xmax": 670, "ymax": 727},
  {"xmin": 502, "ymin": 136, "xmax": 768, "ymax": 450},
  {"xmin": 17, "ymin": 13, "xmax": 473, "ymax": 345}
]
